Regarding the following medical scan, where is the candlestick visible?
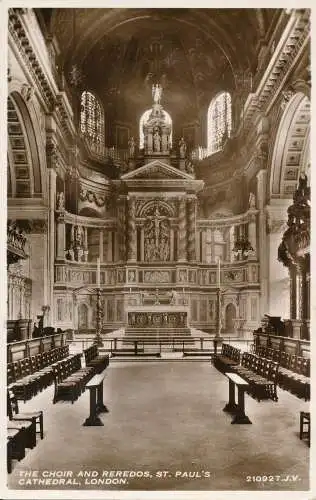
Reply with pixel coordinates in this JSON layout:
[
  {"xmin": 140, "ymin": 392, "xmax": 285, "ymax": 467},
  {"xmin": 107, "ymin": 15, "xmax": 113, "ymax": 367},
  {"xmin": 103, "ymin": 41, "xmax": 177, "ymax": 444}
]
[{"xmin": 96, "ymin": 257, "xmax": 101, "ymax": 288}]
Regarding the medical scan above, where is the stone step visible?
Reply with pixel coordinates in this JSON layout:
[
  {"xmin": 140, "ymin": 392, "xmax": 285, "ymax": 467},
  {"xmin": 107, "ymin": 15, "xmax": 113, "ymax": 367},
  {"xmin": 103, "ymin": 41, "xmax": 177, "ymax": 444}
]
[
  {"xmin": 111, "ymin": 350, "xmax": 160, "ymax": 358},
  {"xmin": 125, "ymin": 329, "xmax": 191, "ymax": 334}
]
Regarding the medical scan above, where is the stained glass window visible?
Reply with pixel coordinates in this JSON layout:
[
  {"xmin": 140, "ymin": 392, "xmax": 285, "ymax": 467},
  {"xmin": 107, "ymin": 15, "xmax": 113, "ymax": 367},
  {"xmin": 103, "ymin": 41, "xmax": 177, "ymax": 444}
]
[
  {"xmin": 139, "ymin": 109, "xmax": 172, "ymax": 149},
  {"xmin": 80, "ymin": 91, "xmax": 105, "ymax": 155},
  {"xmin": 207, "ymin": 92, "xmax": 232, "ymax": 155}
]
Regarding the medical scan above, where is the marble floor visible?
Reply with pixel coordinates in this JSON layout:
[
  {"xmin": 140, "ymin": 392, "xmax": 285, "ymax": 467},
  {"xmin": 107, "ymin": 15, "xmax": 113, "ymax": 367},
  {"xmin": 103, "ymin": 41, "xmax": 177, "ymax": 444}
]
[{"xmin": 7, "ymin": 360, "xmax": 310, "ymax": 494}]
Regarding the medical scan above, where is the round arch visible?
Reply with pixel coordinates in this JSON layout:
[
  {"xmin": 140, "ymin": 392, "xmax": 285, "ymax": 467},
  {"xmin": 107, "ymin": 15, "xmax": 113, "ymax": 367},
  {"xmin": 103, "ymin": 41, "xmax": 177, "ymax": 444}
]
[
  {"xmin": 270, "ymin": 92, "xmax": 310, "ymax": 199},
  {"xmin": 8, "ymin": 87, "xmax": 47, "ymax": 200},
  {"xmin": 138, "ymin": 199, "xmax": 175, "ymax": 218}
]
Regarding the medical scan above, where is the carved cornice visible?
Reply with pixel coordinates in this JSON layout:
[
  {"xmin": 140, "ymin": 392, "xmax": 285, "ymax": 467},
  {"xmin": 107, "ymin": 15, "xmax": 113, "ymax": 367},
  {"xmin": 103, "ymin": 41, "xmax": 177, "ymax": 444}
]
[
  {"xmin": 8, "ymin": 9, "xmax": 74, "ymax": 139},
  {"xmin": 241, "ymin": 10, "xmax": 310, "ymax": 132},
  {"xmin": 9, "ymin": 9, "xmax": 55, "ymax": 109},
  {"xmin": 198, "ymin": 208, "xmax": 259, "ymax": 229},
  {"xmin": 63, "ymin": 210, "xmax": 116, "ymax": 229}
]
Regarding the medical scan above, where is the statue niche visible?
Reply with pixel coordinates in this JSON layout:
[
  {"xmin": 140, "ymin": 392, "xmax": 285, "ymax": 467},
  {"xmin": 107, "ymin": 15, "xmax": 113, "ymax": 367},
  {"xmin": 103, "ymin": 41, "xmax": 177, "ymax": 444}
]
[{"xmin": 144, "ymin": 204, "xmax": 171, "ymax": 262}]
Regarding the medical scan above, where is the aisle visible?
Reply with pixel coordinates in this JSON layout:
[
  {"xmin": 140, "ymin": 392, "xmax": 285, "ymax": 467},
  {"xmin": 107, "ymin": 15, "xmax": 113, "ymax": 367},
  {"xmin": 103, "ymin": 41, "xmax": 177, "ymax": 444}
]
[{"xmin": 7, "ymin": 361, "xmax": 309, "ymax": 491}]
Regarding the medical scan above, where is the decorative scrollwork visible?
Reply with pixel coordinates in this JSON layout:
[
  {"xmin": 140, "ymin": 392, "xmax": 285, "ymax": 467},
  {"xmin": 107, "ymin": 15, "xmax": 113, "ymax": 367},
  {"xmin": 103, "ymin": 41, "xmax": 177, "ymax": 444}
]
[
  {"xmin": 278, "ymin": 175, "xmax": 310, "ymax": 268},
  {"xmin": 79, "ymin": 186, "xmax": 106, "ymax": 207}
]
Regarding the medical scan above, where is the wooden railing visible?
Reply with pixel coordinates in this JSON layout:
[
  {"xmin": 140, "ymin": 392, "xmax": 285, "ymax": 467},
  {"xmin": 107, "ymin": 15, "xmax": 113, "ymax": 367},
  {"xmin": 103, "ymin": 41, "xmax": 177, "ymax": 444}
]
[
  {"xmin": 7, "ymin": 332, "xmax": 67, "ymax": 363},
  {"xmin": 253, "ymin": 332, "xmax": 310, "ymax": 358}
]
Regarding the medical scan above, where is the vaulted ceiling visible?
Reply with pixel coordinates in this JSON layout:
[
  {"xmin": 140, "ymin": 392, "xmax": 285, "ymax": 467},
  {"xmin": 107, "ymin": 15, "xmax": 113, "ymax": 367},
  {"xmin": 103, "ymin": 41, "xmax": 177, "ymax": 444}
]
[{"xmin": 37, "ymin": 8, "xmax": 280, "ymax": 123}]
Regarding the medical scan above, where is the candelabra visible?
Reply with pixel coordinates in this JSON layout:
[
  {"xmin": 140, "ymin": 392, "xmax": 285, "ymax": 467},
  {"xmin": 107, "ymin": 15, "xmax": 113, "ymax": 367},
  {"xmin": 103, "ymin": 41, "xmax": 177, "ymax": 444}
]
[
  {"xmin": 93, "ymin": 257, "xmax": 103, "ymax": 346},
  {"xmin": 215, "ymin": 259, "xmax": 223, "ymax": 340},
  {"xmin": 215, "ymin": 286, "xmax": 223, "ymax": 339},
  {"xmin": 93, "ymin": 287, "xmax": 103, "ymax": 347}
]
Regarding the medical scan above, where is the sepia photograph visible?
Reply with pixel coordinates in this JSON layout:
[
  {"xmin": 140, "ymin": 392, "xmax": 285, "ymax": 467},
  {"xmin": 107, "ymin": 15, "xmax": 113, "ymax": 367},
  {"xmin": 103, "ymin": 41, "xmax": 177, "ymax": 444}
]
[{"xmin": 2, "ymin": 3, "xmax": 312, "ymax": 499}]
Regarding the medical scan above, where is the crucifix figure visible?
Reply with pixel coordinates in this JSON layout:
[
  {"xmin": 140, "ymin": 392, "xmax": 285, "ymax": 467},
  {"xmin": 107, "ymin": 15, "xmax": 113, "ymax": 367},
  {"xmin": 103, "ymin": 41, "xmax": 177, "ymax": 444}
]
[{"xmin": 144, "ymin": 204, "xmax": 170, "ymax": 261}]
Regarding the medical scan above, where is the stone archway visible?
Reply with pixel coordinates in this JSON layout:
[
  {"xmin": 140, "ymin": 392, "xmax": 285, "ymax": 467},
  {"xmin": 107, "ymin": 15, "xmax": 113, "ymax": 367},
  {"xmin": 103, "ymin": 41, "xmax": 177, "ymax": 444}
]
[
  {"xmin": 270, "ymin": 92, "xmax": 310, "ymax": 199},
  {"xmin": 7, "ymin": 92, "xmax": 44, "ymax": 198},
  {"xmin": 225, "ymin": 302, "xmax": 236, "ymax": 333}
]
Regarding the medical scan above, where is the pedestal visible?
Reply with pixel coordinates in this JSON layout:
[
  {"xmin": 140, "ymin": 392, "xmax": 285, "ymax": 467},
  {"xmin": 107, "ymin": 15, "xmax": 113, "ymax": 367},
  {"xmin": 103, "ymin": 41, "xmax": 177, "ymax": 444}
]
[
  {"xmin": 223, "ymin": 378, "xmax": 239, "ymax": 413},
  {"xmin": 231, "ymin": 386, "xmax": 252, "ymax": 424}
]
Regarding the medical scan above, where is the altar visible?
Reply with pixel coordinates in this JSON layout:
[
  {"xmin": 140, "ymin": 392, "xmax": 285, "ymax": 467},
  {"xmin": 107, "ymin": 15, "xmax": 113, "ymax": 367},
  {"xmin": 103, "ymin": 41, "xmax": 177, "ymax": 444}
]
[{"xmin": 126, "ymin": 306, "xmax": 189, "ymax": 330}]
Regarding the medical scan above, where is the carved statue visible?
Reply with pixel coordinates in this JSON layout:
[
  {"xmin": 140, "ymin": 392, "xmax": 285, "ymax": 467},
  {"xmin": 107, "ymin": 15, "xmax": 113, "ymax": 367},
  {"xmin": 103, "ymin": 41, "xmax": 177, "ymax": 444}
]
[
  {"xmin": 186, "ymin": 161, "xmax": 195, "ymax": 175},
  {"xmin": 77, "ymin": 248, "xmax": 84, "ymax": 262},
  {"xmin": 152, "ymin": 83, "xmax": 162, "ymax": 105},
  {"xmin": 74, "ymin": 225, "xmax": 83, "ymax": 246},
  {"xmin": 128, "ymin": 136, "xmax": 135, "ymax": 158},
  {"xmin": 153, "ymin": 128, "xmax": 161, "ymax": 152},
  {"xmin": 170, "ymin": 290, "xmax": 177, "ymax": 305},
  {"xmin": 56, "ymin": 191, "xmax": 65, "ymax": 211},
  {"xmin": 248, "ymin": 192, "xmax": 256, "ymax": 209},
  {"xmin": 179, "ymin": 137, "xmax": 187, "ymax": 158}
]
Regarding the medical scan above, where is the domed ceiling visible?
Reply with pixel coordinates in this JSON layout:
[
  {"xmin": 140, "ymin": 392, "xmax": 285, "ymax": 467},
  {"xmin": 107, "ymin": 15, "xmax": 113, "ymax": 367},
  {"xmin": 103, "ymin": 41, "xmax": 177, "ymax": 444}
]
[{"xmin": 37, "ymin": 8, "xmax": 279, "ymax": 124}]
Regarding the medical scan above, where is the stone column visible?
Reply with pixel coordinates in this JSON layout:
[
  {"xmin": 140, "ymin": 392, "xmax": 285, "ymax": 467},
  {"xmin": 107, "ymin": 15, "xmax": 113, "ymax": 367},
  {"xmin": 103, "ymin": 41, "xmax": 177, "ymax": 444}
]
[
  {"xmin": 140, "ymin": 227, "xmax": 144, "ymax": 261},
  {"xmin": 107, "ymin": 231, "xmax": 112, "ymax": 262},
  {"xmin": 103, "ymin": 231, "xmax": 108, "ymax": 263},
  {"xmin": 229, "ymin": 226, "xmax": 235, "ymax": 262},
  {"xmin": 127, "ymin": 197, "xmax": 137, "ymax": 262},
  {"xmin": 56, "ymin": 212, "xmax": 66, "ymax": 260},
  {"xmin": 170, "ymin": 228, "xmax": 174, "ymax": 261},
  {"xmin": 178, "ymin": 198, "xmax": 187, "ymax": 261},
  {"xmin": 48, "ymin": 168, "xmax": 57, "ymax": 325},
  {"xmin": 117, "ymin": 198, "xmax": 126, "ymax": 261},
  {"xmin": 99, "ymin": 229, "xmax": 103, "ymax": 262},
  {"xmin": 83, "ymin": 227, "xmax": 89, "ymax": 262},
  {"xmin": 196, "ymin": 230, "xmax": 201, "ymax": 262},
  {"xmin": 201, "ymin": 230, "xmax": 206, "ymax": 262},
  {"xmin": 248, "ymin": 214, "xmax": 257, "ymax": 258},
  {"xmin": 187, "ymin": 197, "xmax": 197, "ymax": 261},
  {"xmin": 289, "ymin": 265, "xmax": 297, "ymax": 319},
  {"xmin": 299, "ymin": 264, "xmax": 308, "ymax": 320},
  {"xmin": 266, "ymin": 201, "xmax": 289, "ymax": 318},
  {"xmin": 296, "ymin": 269, "xmax": 302, "ymax": 320},
  {"xmin": 7, "ymin": 276, "xmax": 12, "ymax": 320},
  {"xmin": 256, "ymin": 169, "xmax": 268, "ymax": 316}
]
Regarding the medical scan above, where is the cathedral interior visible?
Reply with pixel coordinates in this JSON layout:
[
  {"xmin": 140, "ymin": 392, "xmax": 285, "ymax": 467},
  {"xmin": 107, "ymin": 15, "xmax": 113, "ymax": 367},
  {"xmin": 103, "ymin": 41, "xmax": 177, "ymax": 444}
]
[{"xmin": 6, "ymin": 7, "xmax": 311, "ymax": 495}]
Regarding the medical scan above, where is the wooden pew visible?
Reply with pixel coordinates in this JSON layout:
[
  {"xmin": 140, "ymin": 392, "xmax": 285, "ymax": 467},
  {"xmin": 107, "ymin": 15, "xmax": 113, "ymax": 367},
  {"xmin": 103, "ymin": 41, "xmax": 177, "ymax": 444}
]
[
  {"xmin": 84, "ymin": 345, "xmax": 110, "ymax": 374},
  {"xmin": 53, "ymin": 353, "xmax": 95, "ymax": 404},
  {"xmin": 253, "ymin": 344, "xmax": 310, "ymax": 401},
  {"xmin": 7, "ymin": 389, "xmax": 43, "ymax": 440},
  {"xmin": 7, "ymin": 346, "xmax": 70, "ymax": 402},
  {"xmin": 232, "ymin": 353, "xmax": 279, "ymax": 402},
  {"xmin": 213, "ymin": 343, "xmax": 241, "ymax": 373}
]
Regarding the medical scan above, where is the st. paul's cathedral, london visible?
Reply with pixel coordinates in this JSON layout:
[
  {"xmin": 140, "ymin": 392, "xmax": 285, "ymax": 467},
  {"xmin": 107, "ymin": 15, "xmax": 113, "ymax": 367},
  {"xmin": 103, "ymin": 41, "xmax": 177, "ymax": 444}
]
[{"xmin": 5, "ymin": 7, "xmax": 311, "ymax": 496}]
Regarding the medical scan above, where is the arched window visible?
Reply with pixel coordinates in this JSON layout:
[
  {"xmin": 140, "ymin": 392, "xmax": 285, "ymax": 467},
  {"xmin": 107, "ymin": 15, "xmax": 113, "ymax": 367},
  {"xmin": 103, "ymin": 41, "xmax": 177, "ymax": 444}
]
[
  {"xmin": 207, "ymin": 92, "xmax": 232, "ymax": 155},
  {"xmin": 139, "ymin": 109, "xmax": 172, "ymax": 149},
  {"xmin": 80, "ymin": 91, "xmax": 105, "ymax": 155}
]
